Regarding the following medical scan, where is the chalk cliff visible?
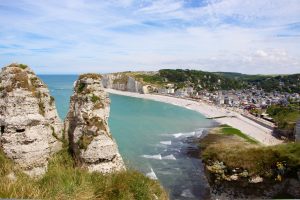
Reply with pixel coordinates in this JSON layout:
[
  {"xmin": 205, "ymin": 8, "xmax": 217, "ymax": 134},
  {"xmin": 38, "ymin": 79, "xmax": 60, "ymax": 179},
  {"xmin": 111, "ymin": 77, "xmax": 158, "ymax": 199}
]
[
  {"xmin": 0, "ymin": 64, "xmax": 63, "ymax": 177},
  {"xmin": 102, "ymin": 73, "xmax": 143, "ymax": 93},
  {"xmin": 65, "ymin": 73, "xmax": 125, "ymax": 173}
]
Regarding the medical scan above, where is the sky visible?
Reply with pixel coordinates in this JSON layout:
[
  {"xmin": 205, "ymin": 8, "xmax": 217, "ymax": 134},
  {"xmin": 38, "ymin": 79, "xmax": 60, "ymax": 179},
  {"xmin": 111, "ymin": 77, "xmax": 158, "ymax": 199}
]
[{"xmin": 0, "ymin": 0, "xmax": 300, "ymax": 74}]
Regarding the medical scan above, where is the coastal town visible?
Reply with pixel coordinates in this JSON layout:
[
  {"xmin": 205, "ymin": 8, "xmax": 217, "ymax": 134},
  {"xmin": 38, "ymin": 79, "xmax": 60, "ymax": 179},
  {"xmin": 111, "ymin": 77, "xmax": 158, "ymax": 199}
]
[
  {"xmin": 102, "ymin": 72, "xmax": 300, "ymax": 142},
  {"xmin": 159, "ymin": 85, "xmax": 298, "ymax": 118},
  {"xmin": 151, "ymin": 85, "xmax": 300, "ymax": 140}
]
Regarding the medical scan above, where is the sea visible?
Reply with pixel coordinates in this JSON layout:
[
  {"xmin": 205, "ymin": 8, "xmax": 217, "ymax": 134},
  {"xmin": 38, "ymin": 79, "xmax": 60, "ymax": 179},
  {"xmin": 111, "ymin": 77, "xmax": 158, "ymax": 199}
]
[{"xmin": 40, "ymin": 75, "xmax": 215, "ymax": 200}]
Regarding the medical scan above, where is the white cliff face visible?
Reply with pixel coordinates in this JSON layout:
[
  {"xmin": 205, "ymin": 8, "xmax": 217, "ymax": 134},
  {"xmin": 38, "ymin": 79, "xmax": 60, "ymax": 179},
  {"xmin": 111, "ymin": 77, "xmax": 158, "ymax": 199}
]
[
  {"xmin": 102, "ymin": 74, "xmax": 143, "ymax": 93},
  {"xmin": 65, "ymin": 74, "xmax": 125, "ymax": 173},
  {"xmin": 127, "ymin": 76, "xmax": 143, "ymax": 93},
  {"xmin": 0, "ymin": 64, "xmax": 63, "ymax": 177},
  {"xmin": 102, "ymin": 74, "xmax": 127, "ymax": 91}
]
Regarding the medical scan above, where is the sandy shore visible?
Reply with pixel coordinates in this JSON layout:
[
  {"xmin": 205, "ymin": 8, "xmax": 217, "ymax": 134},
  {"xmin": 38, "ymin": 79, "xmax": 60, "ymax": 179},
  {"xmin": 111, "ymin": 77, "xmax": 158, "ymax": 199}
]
[{"xmin": 105, "ymin": 89, "xmax": 282, "ymax": 146}]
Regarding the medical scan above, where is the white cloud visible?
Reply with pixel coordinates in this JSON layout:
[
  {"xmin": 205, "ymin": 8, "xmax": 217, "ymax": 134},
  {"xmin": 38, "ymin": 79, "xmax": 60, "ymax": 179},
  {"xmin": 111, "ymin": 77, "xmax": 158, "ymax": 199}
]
[
  {"xmin": 0, "ymin": 0, "xmax": 299, "ymax": 74},
  {"xmin": 255, "ymin": 50, "xmax": 268, "ymax": 58}
]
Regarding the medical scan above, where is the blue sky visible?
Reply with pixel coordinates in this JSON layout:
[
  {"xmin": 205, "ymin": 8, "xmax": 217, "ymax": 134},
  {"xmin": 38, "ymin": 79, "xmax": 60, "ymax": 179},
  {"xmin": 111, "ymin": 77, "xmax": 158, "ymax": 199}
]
[{"xmin": 0, "ymin": 0, "xmax": 300, "ymax": 74}]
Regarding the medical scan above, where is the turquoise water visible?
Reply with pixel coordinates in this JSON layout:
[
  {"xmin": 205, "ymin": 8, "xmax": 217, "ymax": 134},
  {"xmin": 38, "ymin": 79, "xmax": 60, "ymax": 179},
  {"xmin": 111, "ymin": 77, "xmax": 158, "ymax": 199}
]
[{"xmin": 40, "ymin": 75, "xmax": 214, "ymax": 199}]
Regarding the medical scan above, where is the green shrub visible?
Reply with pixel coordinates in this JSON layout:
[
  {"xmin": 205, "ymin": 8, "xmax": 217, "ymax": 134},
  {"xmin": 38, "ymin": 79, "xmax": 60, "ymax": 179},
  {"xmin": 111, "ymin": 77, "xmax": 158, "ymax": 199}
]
[
  {"xmin": 18, "ymin": 64, "xmax": 28, "ymax": 69},
  {"xmin": 50, "ymin": 96, "xmax": 55, "ymax": 106},
  {"xmin": 77, "ymin": 82, "xmax": 86, "ymax": 93},
  {"xmin": 77, "ymin": 134, "xmax": 93, "ymax": 150},
  {"xmin": 38, "ymin": 101, "xmax": 45, "ymax": 116},
  {"xmin": 91, "ymin": 94, "xmax": 99, "ymax": 103},
  {"xmin": 267, "ymin": 104, "xmax": 300, "ymax": 131}
]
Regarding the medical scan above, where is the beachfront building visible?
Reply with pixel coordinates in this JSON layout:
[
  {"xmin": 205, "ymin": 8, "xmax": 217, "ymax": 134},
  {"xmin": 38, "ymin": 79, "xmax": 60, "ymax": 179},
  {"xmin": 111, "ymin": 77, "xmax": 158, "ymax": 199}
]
[
  {"xmin": 158, "ymin": 88, "xmax": 175, "ymax": 94},
  {"xmin": 175, "ymin": 88, "xmax": 188, "ymax": 97}
]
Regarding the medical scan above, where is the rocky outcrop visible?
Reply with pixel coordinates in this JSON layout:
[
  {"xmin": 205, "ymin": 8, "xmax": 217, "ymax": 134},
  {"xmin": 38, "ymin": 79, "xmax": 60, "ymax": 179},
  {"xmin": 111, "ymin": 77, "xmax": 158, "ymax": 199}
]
[
  {"xmin": 65, "ymin": 73, "xmax": 125, "ymax": 173},
  {"xmin": 102, "ymin": 73, "xmax": 143, "ymax": 93},
  {"xmin": 0, "ymin": 63, "xmax": 63, "ymax": 177}
]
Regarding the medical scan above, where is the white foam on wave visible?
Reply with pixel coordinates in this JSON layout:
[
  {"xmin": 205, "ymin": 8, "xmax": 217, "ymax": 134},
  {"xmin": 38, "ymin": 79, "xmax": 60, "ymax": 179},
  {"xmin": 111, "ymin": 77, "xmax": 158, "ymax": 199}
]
[
  {"xmin": 160, "ymin": 141, "xmax": 172, "ymax": 145},
  {"xmin": 181, "ymin": 189, "xmax": 195, "ymax": 198},
  {"xmin": 142, "ymin": 154, "xmax": 162, "ymax": 160},
  {"xmin": 146, "ymin": 168, "xmax": 158, "ymax": 180},
  {"xmin": 173, "ymin": 133, "xmax": 183, "ymax": 138},
  {"xmin": 173, "ymin": 132, "xmax": 195, "ymax": 138},
  {"xmin": 195, "ymin": 128, "xmax": 208, "ymax": 139},
  {"xmin": 162, "ymin": 154, "xmax": 176, "ymax": 160}
]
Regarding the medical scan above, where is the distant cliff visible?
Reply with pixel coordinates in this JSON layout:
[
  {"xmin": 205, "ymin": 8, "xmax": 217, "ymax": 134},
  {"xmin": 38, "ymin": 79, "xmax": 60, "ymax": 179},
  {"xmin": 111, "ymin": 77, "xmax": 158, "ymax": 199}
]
[
  {"xmin": 102, "ymin": 73, "xmax": 144, "ymax": 93},
  {"xmin": 102, "ymin": 70, "xmax": 245, "ymax": 93},
  {"xmin": 103, "ymin": 70, "xmax": 300, "ymax": 94}
]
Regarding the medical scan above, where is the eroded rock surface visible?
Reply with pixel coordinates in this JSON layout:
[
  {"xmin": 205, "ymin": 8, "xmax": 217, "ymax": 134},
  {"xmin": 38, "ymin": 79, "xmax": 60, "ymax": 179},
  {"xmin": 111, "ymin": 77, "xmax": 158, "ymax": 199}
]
[
  {"xmin": 0, "ymin": 63, "xmax": 63, "ymax": 176},
  {"xmin": 65, "ymin": 73, "xmax": 125, "ymax": 173}
]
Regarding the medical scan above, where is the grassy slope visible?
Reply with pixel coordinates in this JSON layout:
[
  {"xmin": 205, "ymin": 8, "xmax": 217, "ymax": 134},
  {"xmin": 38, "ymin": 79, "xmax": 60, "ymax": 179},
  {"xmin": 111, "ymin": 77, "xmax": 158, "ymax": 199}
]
[
  {"xmin": 219, "ymin": 124, "xmax": 258, "ymax": 144},
  {"xmin": 200, "ymin": 125, "xmax": 300, "ymax": 177},
  {"xmin": 0, "ymin": 148, "xmax": 168, "ymax": 200}
]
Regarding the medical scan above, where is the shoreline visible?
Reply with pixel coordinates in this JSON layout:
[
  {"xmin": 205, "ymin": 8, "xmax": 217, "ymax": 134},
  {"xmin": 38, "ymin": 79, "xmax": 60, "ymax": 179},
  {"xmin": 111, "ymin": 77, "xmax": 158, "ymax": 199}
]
[{"xmin": 105, "ymin": 88, "xmax": 282, "ymax": 146}]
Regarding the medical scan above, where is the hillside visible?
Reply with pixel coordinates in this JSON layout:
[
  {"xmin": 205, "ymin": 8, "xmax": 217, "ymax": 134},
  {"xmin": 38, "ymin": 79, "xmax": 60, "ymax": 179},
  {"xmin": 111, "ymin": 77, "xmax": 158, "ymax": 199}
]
[
  {"xmin": 113, "ymin": 69, "xmax": 300, "ymax": 93},
  {"xmin": 130, "ymin": 69, "xmax": 246, "ymax": 91},
  {"xmin": 215, "ymin": 72, "xmax": 300, "ymax": 93}
]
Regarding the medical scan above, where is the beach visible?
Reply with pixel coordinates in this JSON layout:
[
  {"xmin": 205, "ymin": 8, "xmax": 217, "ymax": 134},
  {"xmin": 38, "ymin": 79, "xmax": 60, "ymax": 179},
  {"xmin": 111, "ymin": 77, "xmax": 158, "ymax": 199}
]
[{"xmin": 105, "ymin": 89, "xmax": 282, "ymax": 146}]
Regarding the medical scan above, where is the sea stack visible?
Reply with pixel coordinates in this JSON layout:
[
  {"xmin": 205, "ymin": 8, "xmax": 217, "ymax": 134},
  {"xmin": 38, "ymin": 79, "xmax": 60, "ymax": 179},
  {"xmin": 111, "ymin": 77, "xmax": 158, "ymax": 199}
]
[
  {"xmin": 65, "ymin": 73, "xmax": 125, "ymax": 173},
  {"xmin": 0, "ymin": 63, "xmax": 63, "ymax": 177}
]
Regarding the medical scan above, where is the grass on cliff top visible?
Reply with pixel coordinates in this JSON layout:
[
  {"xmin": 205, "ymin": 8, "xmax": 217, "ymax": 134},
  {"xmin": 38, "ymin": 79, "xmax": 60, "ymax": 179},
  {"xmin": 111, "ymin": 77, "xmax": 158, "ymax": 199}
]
[
  {"xmin": 79, "ymin": 73, "xmax": 102, "ymax": 80},
  {"xmin": 219, "ymin": 124, "xmax": 258, "ymax": 144},
  {"xmin": 200, "ymin": 127, "xmax": 300, "ymax": 177},
  {"xmin": 0, "ymin": 148, "xmax": 168, "ymax": 200},
  {"xmin": 7, "ymin": 63, "xmax": 28, "ymax": 69}
]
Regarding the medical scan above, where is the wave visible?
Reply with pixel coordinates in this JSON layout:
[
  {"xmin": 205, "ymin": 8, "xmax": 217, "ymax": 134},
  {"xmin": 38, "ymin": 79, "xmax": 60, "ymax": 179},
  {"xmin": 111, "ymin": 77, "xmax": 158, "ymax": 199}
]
[
  {"xmin": 181, "ymin": 189, "xmax": 195, "ymax": 198},
  {"xmin": 160, "ymin": 141, "xmax": 172, "ymax": 145},
  {"xmin": 142, "ymin": 154, "xmax": 176, "ymax": 160},
  {"xmin": 162, "ymin": 154, "xmax": 176, "ymax": 160},
  {"xmin": 146, "ymin": 168, "xmax": 158, "ymax": 180},
  {"xmin": 142, "ymin": 154, "xmax": 162, "ymax": 160},
  {"xmin": 195, "ymin": 128, "xmax": 208, "ymax": 139},
  {"xmin": 173, "ymin": 132, "xmax": 195, "ymax": 138}
]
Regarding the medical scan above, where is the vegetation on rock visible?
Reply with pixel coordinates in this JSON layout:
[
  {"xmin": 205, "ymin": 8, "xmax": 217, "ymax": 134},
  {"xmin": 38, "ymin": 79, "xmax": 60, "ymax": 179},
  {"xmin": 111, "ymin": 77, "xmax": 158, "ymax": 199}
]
[
  {"xmin": 77, "ymin": 82, "xmax": 86, "ymax": 93},
  {"xmin": 91, "ymin": 94, "xmax": 100, "ymax": 103},
  {"xmin": 78, "ymin": 134, "xmax": 94, "ymax": 150},
  {"xmin": 79, "ymin": 73, "xmax": 102, "ymax": 80}
]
